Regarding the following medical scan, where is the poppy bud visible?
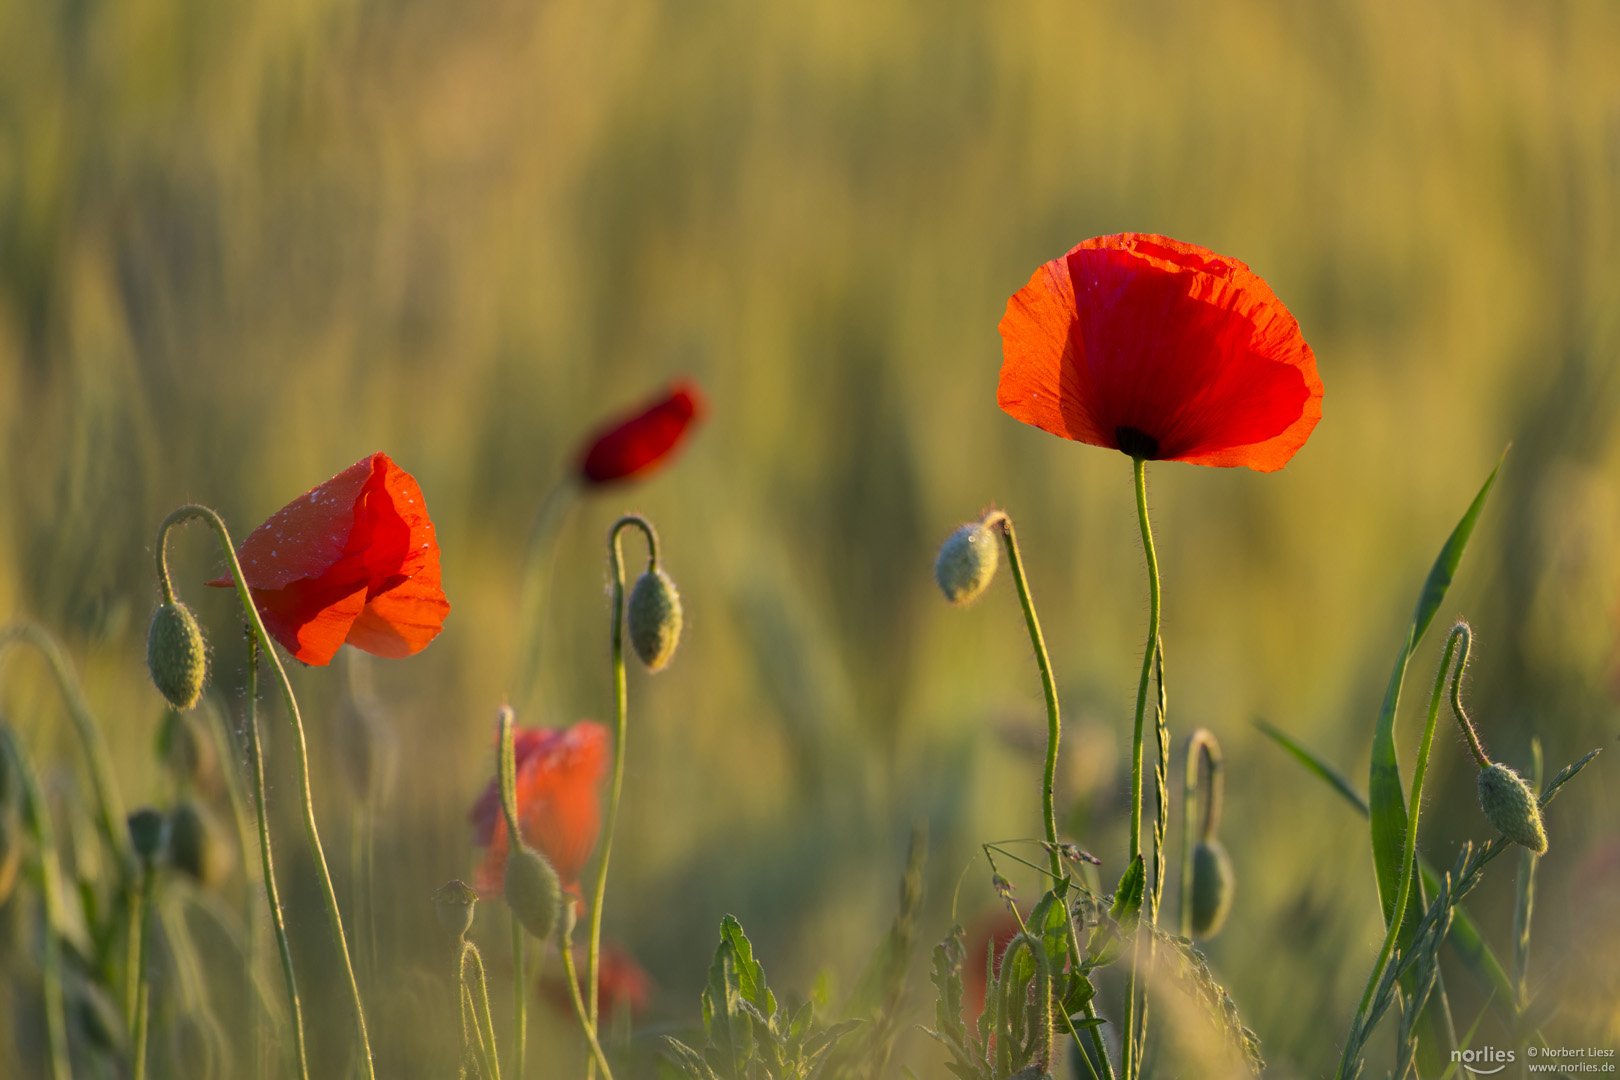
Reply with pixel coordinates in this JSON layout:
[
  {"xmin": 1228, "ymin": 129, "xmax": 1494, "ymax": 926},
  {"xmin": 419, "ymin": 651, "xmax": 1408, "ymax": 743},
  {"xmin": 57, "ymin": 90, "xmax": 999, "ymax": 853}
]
[
  {"xmin": 627, "ymin": 569, "xmax": 683, "ymax": 672},
  {"xmin": 1478, "ymin": 763, "xmax": 1547, "ymax": 854},
  {"xmin": 434, "ymin": 879, "xmax": 479, "ymax": 940},
  {"xmin": 504, "ymin": 845, "xmax": 562, "ymax": 942},
  {"xmin": 1189, "ymin": 839, "xmax": 1234, "ymax": 938},
  {"xmin": 168, "ymin": 802, "xmax": 231, "ymax": 888},
  {"xmin": 147, "ymin": 602, "xmax": 208, "ymax": 711},
  {"xmin": 934, "ymin": 523, "xmax": 1000, "ymax": 605},
  {"xmin": 128, "ymin": 807, "xmax": 168, "ymax": 867}
]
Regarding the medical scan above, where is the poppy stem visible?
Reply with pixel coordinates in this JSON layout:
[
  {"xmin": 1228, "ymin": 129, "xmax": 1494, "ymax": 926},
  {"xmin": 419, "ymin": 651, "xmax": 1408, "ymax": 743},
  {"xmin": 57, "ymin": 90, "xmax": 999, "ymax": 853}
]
[
  {"xmin": 0, "ymin": 727, "xmax": 71, "ymax": 1080},
  {"xmin": 979, "ymin": 511, "xmax": 1064, "ymax": 883},
  {"xmin": 514, "ymin": 477, "xmax": 580, "ymax": 714},
  {"xmin": 244, "ymin": 632, "xmax": 310, "ymax": 1080},
  {"xmin": 156, "ymin": 505, "xmax": 374, "ymax": 1080},
  {"xmin": 461, "ymin": 941, "xmax": 503, "ymax": 1080},
  {"xmin": 1335, "ymin": 623, "xmax": 1469, "ymax": 1080},
  {"xmin": 587, "ymin": 513, "xmax": 659, "ymax": 1075},
  {"xmin": 496, "ymin": 707, "xmax": 527, "ymax": 1080},
  {"xmin": 559, "ymin": 927, "xmax": 617, "ymax": 1080},
  {"xmin": 1446, "ymin": 626, "xmax": 1489, "ymax": 769},
  {"xmin": 132, "ymin": 865, "xmax": 156, "ymax": 1080}
]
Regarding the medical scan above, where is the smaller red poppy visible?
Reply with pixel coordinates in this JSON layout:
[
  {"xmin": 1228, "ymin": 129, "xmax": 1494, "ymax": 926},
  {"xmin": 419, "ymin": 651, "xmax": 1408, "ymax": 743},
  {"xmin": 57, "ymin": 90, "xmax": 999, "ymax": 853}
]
[
  {"xmin": 469, "ymin": 721, "xmax": 609, "ymax": 897},
  {"xmin": 544, "ymin": 943, "xmax": 653, "ymax": 1020},
  {"xmin": 208, "ymin": 452, "xmax": 450, "ymax": 666},
  {"xmin": 577, "ymin": 380, "xmax": 706, "ymax": 486},
  {"xmin": 962, "ymin": 908, "xmax": 1024, "ymax": 1024},
  {"xmin": 998, "ymin": 234, "xmax": 1323, "ymax": 472}
]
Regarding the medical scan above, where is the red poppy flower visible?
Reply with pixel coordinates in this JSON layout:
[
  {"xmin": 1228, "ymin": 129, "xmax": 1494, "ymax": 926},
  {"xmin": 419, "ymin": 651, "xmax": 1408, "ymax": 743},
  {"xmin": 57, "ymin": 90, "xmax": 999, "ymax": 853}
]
[
  {"xmin": 469, "ymin": 721, "xmax": 609, "ymax": 896},
  {"xmin": 998, "ymin": 234, "xmax": 1323, "ymax": 472},
  {"xmin": 543, "ymin": 943, "xmax": 653, "ymax": 1020},
  {"xmin": 577, "ymin": 379, "xmax": 706, "ymax": 486},
  {"xmin": 207, "ymin": 452, "xmax": 450, "ymax": 666},
  {"xmin": 963, "ymin": 908, "xmax": 1023, "ymax": 1024}
]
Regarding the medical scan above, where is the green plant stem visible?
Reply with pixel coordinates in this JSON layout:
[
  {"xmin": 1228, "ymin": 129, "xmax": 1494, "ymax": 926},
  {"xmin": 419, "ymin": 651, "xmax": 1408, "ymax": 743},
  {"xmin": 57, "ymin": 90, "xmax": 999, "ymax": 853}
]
[
  {"xmin": 244, "ymin": 635, "xmax": 311, "ymax": 1080},
  {"xmin": 0, "ymin": 728, "xmax": 71, "ymax": 1080},
  {"xmin": 587, "ymin": 515, "xmax": 659, "ymax": 1078},
  {"xmin": 560, "ymin": 936, "xmax": 615, "ymax": 1080},
  {"xmin": 156, "ymin": 506, "xmax": 370, "ymax": 1076},
  {"xmin": 496, "ymin": 708, "xmax": 527, "ymax": 1080},
  {"xmin": 132, "ymin": 868, "xmax": 156, "ymax": 1080},
  {"xmin": 1336, "ymin": 624, "xmax": 1469, "ymax": 1080},
  {"xmin": 1122, "ymin": 457, "xmax": 1163, "ymax": 1080},
  {"xmin": 514, "ymin": 478, "xmax": 579, "ymax": 712},
  {"xmin": 0, "ymin": 623, "xmax": 140, "ymax": 1022},
  {"xmin": 462, "ymin": 941, "xmax": 503, "ymax": 1080},
  {"xmin": 1512, "ymin": 740, "xmax": 1542, "ymax": 1016}
]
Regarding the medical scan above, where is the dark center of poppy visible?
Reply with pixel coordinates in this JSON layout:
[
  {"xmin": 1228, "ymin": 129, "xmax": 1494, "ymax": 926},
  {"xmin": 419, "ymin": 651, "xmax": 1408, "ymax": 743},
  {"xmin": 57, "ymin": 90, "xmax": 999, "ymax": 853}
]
[{"xmin": 1115, "ymin": 426, "xmax": 1160, "ymax": 460}]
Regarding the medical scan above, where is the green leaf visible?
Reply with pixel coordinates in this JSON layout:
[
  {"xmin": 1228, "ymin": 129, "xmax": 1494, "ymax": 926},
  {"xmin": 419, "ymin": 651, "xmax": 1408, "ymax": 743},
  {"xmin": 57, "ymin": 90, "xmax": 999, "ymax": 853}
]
[
  {"xmin": 718, "ymin": 913, "xmax": 777, "ymax": 1019},
  {"xmin": 702, "ymin": 939, "xmax": 753, "ymax": 1077},
  {"xmin": 1069, "ymin": 1016, "xmax": 1108, "ymax": 1031},
  {"xmin": 1109, "ymin": 854, "xmax": 1145, "ymax": 929},
  {"xmin": 662, "ymin": 1037, "xmax": 722, "ymax": 1080},
  {"xmin": 1062, "ymin": 973, "xmax": 1096, "ymax": 1015},
  {"xmin": 1256, "ymin": 719, "xmax": 1369, "ymax": 816}
]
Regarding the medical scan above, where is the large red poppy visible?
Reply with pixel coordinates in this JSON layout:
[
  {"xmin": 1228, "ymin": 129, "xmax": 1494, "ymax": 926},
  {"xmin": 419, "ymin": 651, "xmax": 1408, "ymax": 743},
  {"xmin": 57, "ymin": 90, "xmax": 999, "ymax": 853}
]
[
  {"xmin": 469, "ymin": 721, "xmax": 609, "ymax": 897},
  {"xmin": 208, "ymin": 452, "xmax": 449, "ymax": 666},
  {"xmin": 997, "ymin": 234, "xmax": 1322, "ymax": 471},
  {"xmin": 577, "ymin": 380, "xmax": 706, "ymax": 486}
]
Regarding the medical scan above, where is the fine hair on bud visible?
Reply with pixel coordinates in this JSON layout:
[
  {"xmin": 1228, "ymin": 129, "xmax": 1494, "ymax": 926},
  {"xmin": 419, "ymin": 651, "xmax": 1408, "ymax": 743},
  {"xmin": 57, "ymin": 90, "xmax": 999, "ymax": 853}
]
[
  {"xmin": 434, "ymin": 879, "xmax": 479, "ymax": 940},
  {"xmin": 934, "ymin": 522, "xmax": 999, "ymax": 605},
  {"xmin": 1189, "ymin": 839, "xmax": 1234, "ymax": 938},
  {"xmin": 1478, "ymin": 762, "xmax": 1547, "ymax": 854},
  {"xmin": 147, "ymin": 602, "xmax": 209, "ymax": 711},
  {"xmin": 628, "ymin": 568, "xmax": 683, "ymax": 672},
  {"xmin": 168, "ymin": 802, "xmax": 232, "ymax": 888},
  {"xmin": 504, "ymin": 845, "xmax": 562, "ymax": 941}
]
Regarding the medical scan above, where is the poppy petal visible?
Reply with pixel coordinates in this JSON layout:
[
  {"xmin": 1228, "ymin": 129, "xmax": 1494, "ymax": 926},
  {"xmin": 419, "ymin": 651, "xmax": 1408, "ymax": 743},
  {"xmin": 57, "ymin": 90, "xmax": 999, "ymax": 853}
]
[
  {"xmin": 251, "ymin": 580, "xmax": 370, "ymax": 666},
  {"xmin": 577, "ymin": 380, "xmax": 706, "ymax": 486}
]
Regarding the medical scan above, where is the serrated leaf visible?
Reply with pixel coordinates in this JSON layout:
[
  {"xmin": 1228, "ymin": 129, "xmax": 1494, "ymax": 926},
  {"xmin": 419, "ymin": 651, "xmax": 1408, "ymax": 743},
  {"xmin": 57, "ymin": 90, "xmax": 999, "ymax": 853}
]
[
  {"xmin": 931, "ymin": 928, "xmax": 968, "ymax": 1047},
  {"xmin": 718, "ymin": 914, "xmax": 777, "ymax": 1019},
  {"xmin": 1109, "ymin": 854, "xmax": 1145, "ymax": 929},
  {"xmin": 703, "ymin": 939, "xmax": 753, "ymax": 1077},
  {"xmin": 662, "ymin": 1037, "xmax": 723, "ymax": 1080}
]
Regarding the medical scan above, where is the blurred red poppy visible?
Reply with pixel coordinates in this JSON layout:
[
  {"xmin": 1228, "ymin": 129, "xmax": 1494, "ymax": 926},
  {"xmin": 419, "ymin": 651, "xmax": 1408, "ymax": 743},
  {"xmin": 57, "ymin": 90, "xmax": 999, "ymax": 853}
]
[
  {"xmin": 577, "ymin": 380, "xmax": 706, "ymax": 486},
  {"xmin": 998, "ymin": 234, "xmax": 1322, "ymax": 472},
  {"xmin": 208, "ymin": 452, "xmax": 449, "ymax": 666},
  {"xmin": 470, "ymin": 721, "xmax": 609, "ymax": 896},
  {"xmin": 543, "ymin": 942, "xmax": 653, "ymax": 1020},
  {"xmin": 962, "ymin": 908, "xmax": 1023, "ymax": 1024}
]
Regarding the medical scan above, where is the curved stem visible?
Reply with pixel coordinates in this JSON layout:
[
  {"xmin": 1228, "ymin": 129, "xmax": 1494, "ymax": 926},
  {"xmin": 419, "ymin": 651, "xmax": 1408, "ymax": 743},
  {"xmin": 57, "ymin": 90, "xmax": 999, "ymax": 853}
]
[
  {"xmin": 132, "ymin": 868, "xmax": 156, "ymax": 1080},
  {"xmin": 244, "ymin": 634, "xmax": 310, "ymax": 1080},
  {"xmin": 497, "ymin": 707, "xmax": 527, "ymax": 1080},
  {"xmin": 463, "ymin": 942, "xmax": 503, "ymax": 1080},
  {"xmin": 587, "ymin": 514, "xmax": 659, "ymax": 1069},
  {"xmin": 981, "ymin": 512, "xmax": 1065, "ymax": 883},
  {"xmin": 156, "ymin": 505, "xmax": 373, "ymax": 1079},
  {"xmin": 1336, "ymin": 624, "xmax": 1470, "ymax": 1079},
  {"xmin": 0, "ymin": 727, "xmax": 71, "ymax": 1080},
  {"xmin": 560, "ymin": 934, "xmax": 616, "ymax": 1080},
  {"xmin": 1446, "ymin": 625, "xmax": 1488, "ymax": 768}
]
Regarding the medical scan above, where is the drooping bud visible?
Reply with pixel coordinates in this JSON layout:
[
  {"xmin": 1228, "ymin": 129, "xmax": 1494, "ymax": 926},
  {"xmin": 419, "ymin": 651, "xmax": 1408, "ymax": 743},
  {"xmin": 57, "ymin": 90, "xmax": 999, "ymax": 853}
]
[
  {"xmin": 1478, "ymin": 763, "xmax": 1547, "ymax": 854},
  {"xmin": 1189, "ymin": 839, "xmax": 1234, "ymax": 938},
  {"xmin": 627, "ymin": 569, "xmax": 683, "ymax": 672},
  {"xmin": 504, "ymin": 845, "xmax": 563, "ymax": 942},
  {"xmin": 168, "ymin": 802, "xmax": 231, "ymax": 888},
  {"xmin": 934, "ymin": 522, "xmax": 999, "ymax": 605},
  {"xmin": 147, "ymin": 602, "xmax": 208, "ymax": 711},
  {"xmin": 434, "ymin": 879, "xmax": 479, "ymax": 940},
  {"xmin": 127, "ymin": 808, "xmax": 169, "ymax": 867}
]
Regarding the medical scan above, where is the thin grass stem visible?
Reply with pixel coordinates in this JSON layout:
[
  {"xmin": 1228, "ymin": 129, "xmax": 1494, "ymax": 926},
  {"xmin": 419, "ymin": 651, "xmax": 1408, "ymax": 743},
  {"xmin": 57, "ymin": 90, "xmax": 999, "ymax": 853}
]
[
  {"xmin": 132, "ymin": 868, "xmax": 157, "ymax": 1080},
  {"xmin": 559, "ymin": 934, "xmax": 616, "ymax": 1080}
]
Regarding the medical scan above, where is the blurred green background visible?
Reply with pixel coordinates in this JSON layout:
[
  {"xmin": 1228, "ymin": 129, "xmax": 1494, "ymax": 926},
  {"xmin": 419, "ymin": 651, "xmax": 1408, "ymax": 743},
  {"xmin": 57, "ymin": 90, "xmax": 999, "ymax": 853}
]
[{"xmin": 2, "ymin": 0, "xmax": 1619, "ymax": 1075}]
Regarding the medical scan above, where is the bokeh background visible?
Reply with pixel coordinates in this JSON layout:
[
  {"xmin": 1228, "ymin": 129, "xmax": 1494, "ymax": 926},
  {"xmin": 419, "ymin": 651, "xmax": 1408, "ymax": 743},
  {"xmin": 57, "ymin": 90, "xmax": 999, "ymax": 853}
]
[{"xmin": 2, "ymin": 0, "xmax": 1619, "ymax": 1075}]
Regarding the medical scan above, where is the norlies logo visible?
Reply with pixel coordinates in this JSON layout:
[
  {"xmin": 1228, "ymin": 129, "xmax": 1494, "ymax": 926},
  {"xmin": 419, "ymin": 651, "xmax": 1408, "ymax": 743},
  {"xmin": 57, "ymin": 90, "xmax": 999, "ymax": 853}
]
[{"xmin": 1453, "ymin": 1047, "xmax": 1517, "ymax": 1075}]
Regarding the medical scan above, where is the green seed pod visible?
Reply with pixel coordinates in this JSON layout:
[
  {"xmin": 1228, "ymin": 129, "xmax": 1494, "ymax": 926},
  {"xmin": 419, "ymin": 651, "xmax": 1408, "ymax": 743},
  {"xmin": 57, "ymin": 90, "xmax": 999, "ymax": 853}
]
[
  {"xmin": 434, "ymin": 879, "xmax": 479, "ymax": 941},
  {"xmin": 504, "ymin": 845, "xmax": 562, "ymax": 942},
  {"xmin": 1189, "ymin": 839, "xmax": 1234, "ymax": 939},
  {"xmin": 1478, "ymin": 763, "xmax": 1547, "ymax": 854},
  {"xmin": 127, "ymin": 807, "xmax": 168, "ymax": 867},
  {"xmin": 627, "ymin": 569, "xmax": 683, "ymax": 672},
  {"xmin": 168, "ymin": 802, "xmax": 231, "ymax": 888},
  {"xmin": 147, "ymin": 602, "xmax": 208, "ymax": 711},
  {"xmin": 934, "ymin": 522, "xmax": 999, "ymax": 605}
]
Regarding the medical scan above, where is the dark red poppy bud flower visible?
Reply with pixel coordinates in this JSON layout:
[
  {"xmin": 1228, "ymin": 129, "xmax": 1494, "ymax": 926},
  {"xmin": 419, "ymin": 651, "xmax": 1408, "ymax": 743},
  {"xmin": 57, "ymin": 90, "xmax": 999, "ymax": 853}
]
[
  {"xmin": 544, "ymin": 943, "xmax": 652, "ymax": 1020},
  {"xmin": 470, "ymin": 721, "xmax": 609, "ymax": 897},
  {"xmin": 577, "ymin": 380, "xmax": 706, "ymax": 486},
  {"xmin": 207, "ymin": 453, "xmax": 450, "ymax": 666},
  {"xmin": 998, "ymin": 234, "xmax": 1323, "ymax": 472}
]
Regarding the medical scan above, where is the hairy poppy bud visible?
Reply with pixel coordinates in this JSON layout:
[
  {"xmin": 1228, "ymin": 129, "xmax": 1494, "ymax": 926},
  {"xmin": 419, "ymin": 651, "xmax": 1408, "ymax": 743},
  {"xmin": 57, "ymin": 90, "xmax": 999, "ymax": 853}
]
[
  {"xmin": 128, "ymin": 807, "xmax": 168, "ymax": 867},
  {"xmin": 434, "ymin": 879, "xmax": 479, "ymax": 940},
  {"xmin": 147, "ymin": 602, "xmax": 208, "ymax": 711},
  {"xmin": 169, "ymin": 802, "xmax": 231, "ymax": 888},
  {"xmin": 627, "ymin": 569, "xmax": 683, "ymax": 672},
  {"xmin": 1189, "ymin": 839, "xmax": 1234, "ymax": 938},
  {"xmin": 504, "ymin": 845, "xmax": 562, "ymax": 942},
  {"xmin": 934, "ymin": 523, "xmax": 999, "ymax": 605},
  {"xmin": 1478, "ymin": 763, "xmax": 1547, "ymax": 854}
]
